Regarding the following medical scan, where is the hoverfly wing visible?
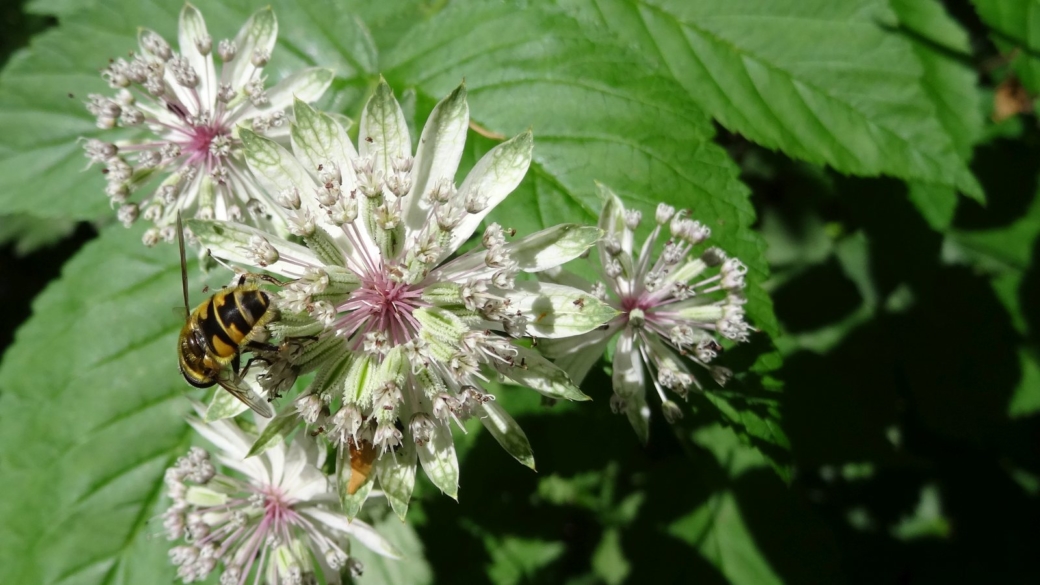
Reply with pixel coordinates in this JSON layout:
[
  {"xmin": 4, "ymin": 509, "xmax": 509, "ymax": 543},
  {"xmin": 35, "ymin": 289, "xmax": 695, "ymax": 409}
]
[{"xmin": 216, "ymin": 377, "xmax": 275, "ymax": 418}]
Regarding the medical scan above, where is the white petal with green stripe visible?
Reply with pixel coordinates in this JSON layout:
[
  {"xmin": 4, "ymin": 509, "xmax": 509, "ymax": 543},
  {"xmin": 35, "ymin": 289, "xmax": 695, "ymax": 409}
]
[
  {"xmin": 403, "ymin": 83, "xmax": 469, "ymax": 234},
  {"xmin": 480, "ymin": 400, "xmax": 535, "ymax": 470},
  {"xmin": 375, "ymin": 437, "xmax": 417, "ymax": 520},
  {"xmin": 442, "ymin": 131, "xmax": 533, "ymax": 258},
  {"xmin": 502, "ymin": 281, "xmax": 619, "ymax": 338},
  {"xmin": 187, "ymin": 219, "xmax": 320, "ymax": 279},
  {"xmin": 416, "ymin": 419, "xmax": 459, "ymax": 498},
  {"xmin": 495, "ymin": 345, "xmax": 590, "ymax": 402}
]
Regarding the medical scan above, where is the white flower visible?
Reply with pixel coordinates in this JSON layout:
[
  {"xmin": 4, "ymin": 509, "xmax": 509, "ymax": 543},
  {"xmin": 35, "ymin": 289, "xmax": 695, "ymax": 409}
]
[
  {"xmin": 82, "ymin": 5, "xmax": 333, "ymax": 245},
  {"xmin": 540, "ymin": 185, "xmax": 752, "ymax": 443},
  {"xmin": 162, "ymin": 407, "xmax": 401, "ymax": 584},
  {"xmin": 189, "ymin": 81, "xmax": 618, "ymax": 517}
]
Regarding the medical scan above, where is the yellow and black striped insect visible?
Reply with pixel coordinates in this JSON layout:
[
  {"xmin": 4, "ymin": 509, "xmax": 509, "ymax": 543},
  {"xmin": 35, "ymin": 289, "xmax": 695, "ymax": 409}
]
[{"xmin": 176, "ymin": 213, "xmax": 277, "ymax": 418}]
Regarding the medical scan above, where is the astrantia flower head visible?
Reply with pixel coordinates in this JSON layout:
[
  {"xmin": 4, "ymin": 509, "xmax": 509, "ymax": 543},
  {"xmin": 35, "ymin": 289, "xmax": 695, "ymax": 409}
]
[
  {"xmin": 541, "ymin": 185, "xmax": 752, "ymax": 442},
  {"xmin": 189, "ymin": 81, "xmax": 618, "ymax": 518},
  {"xmin": 162, "ymin": 409, "xmax": 401, "ymax": 584},
  {"xmin": 82, "ymin": 5, "xmax": 333, "ymax": 245}
]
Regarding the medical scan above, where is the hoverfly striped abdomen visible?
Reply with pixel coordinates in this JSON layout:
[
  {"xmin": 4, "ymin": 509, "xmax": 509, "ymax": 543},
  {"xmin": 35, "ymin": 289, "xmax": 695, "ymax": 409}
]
[{"xmin": 200, "ymin": 287, "xmax": 274, "ymax": 359}]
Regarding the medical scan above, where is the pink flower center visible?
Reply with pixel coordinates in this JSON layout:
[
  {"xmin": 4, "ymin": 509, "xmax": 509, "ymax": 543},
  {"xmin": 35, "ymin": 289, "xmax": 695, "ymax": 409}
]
[
  {"xmin": 621, "ymin": 295, "xmax": 652, "ymax": 313},
  {"xmin": 260, "ymin": 485, "xmax": 297, "ymax": 526},
  {"xmin": 336, "ymin": 266, "xmax": 428, "ymax": 347},
  {"xmin": 185, "ymin": 123, "xmax": 229, "ymax": 165}
]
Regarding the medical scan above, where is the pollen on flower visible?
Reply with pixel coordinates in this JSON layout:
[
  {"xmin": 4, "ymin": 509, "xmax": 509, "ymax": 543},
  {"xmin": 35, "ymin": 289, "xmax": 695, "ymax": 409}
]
[{"xmin": 80, "ymin": 5, "xmax": 332, "ymax": 243}]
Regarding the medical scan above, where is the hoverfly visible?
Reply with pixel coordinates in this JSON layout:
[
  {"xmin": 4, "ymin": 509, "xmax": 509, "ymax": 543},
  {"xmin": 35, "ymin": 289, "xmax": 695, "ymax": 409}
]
[{"xmin": 176, "ymin": 213, "xmax": 279, "ymax": 418}]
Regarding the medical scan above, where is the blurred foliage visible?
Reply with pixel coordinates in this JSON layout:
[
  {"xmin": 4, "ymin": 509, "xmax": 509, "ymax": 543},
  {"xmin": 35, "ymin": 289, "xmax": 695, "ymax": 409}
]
[{"xmin": 1, "ymin": 0, "xmax": 1039, "ymax": 584}]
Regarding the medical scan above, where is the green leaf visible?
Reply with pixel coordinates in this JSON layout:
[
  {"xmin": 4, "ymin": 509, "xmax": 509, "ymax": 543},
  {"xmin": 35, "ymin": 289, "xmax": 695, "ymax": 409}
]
[
  {"xmin": 668, "ymin": 491, "xmax": 783, "ymax": 585},
  {"xmin": 382, "ymin": 0, "xmax": 780, "ymax": 343},
  {"xmin": 476, "ymin": 532, "xmax": 565, "ymax": 585},
  {"xmin": 972, "ymin": 0, "xmax": 1040, "ymax": 93},
  {"xmin": 907, "ymin": 182, "xmax": 959, "ymax": 231},
  {"xmin": 0, "ymin": 224, "xmax": 221, "ymax": 584},
  {"xmin": 946, "ymin": 190, "xmax": 1040, "ymax": 274},
  {"xmin": 0, "ymin": 0, "xmax": 375, "ymax": 221},
  {"xmin": 591, "ymin": 529, "xmax": 630, "ymax": 585},
  {"xmin": 704, "ymin": 392, "xmax": 791, "ymax": 482},
  {"xmin": 889, "ymin": 484, "xmax": 951, "ymax": 541},
  {"xmin": 1010, "ymin": 347, "xmax": 1040, "ymax": 417},
  {"xmin": 691, "ymin": 423, "xmax": 769, "ymax": 479},
  {"xmin": 0, "ymin": 213, "xmax": 78, "ymax": 255},
  {"xmin": 890, "ymin": 0, "xmax": 983, "ymax": 228},
  {"xmin": 556, "ymin": 0, "xmax": 982, "ymax": 201}
]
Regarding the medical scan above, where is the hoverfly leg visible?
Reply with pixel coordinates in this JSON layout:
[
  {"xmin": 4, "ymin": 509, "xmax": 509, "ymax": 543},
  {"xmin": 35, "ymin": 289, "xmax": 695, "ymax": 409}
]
[
  {"xmin": 245, "ymin": 340, "xmax": 280, "ymax": 353},
  {"xmin": 251, "ymin": 273, "xmax": 292, "ymax": 287},
  {"xmin": 240, "ymin": 355, "xmax": 272, "ymax": 380},
  {"xmin": 231, "ymin": 351, "xmax": 242, "ymax": 378}
]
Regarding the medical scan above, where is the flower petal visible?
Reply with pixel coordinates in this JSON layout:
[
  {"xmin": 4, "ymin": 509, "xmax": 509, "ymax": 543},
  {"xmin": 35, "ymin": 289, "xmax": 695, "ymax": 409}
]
[
  {"xmin": 290, "ymin": 97, "xmax": 360, "ymax": 183},
  {"xmin": 596, "ymin": 184, "xmax": 636, "ymax": 289},
  {"xmin": 375, "ymin": 438, "xmax": 417, "ymax": 520},
  {"xmin": 240, "ymin": 128, "xmax": 319, "ymax": 210},
  {"xmin": 443, "ymin": 131, "xmax": 533, "ymax": 257},
  {"xmin": 402, "ymin": 83, "xmax": 469, "ymax": 235},
  {"xmin": 509, "ymin": 224, "xmax": 602, "ymax": 272},
  {"xmin": 188, "ymin": 417, "xmax": 252, "ymax": 462},
  {"xmin": 223, "ymin": 7, "xmax": 277, "ymax": 91},
  {"xmin": 624, "ymin": 389, "xmax": 651, "ymax": 444},
  {"xmin": 501, "ymin": 281, "xmax": 619, "ymax": 338},
  {"xmin": 494, "ymin": 345, "xmax": 590, "ymax": 401},
  {"xmin": 247, "ymin": 409, "xmax": 302, "ymax": 458},
  {"xmin": 290, "ymin": 98, "xmax": 380, "ymax": 265},
  {"xmin": 187, "ymin": 219, "xmax": 320, "ymax": 279},
  {"xmin": 229, "ymin": 67, "xmax": 334, "ymax": 125},
  {"xmin": 433, "ymin": 224, "xmax": 602, "ymax": 282},
  {"xmin": 358, "ymin": 78, "xmax": 412, "ymax": 173},
  {"xmin": 538, "ymin": 324, "xmax": 616, "ymax": 384},
  {"xmin": 178, "ymin": 4, "xmax": 216, "ymax": 108},
  {"xmin": 612, "ymin": 328, "xmax": 644, "ymax": 399},
  {"xmin": 612, "ymin": 329, "xmax": 650, "ymax": 443},
  {"xmin": 300, "ymin": 509, "xmax": 404, "ymax": 559},
  {"xmin": 416, "ymin": 418, "xmax": 460, "ymax": 499},
  {"xmin": 480, "ymin": 400, "xmax": 535, "ymax": 469}
]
